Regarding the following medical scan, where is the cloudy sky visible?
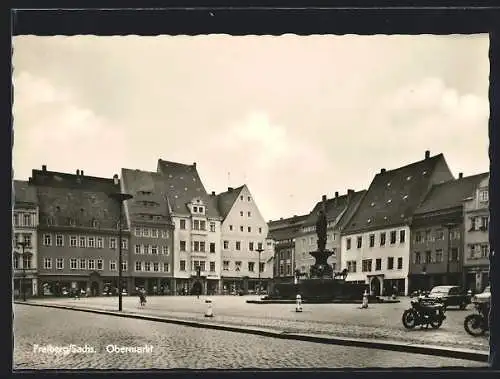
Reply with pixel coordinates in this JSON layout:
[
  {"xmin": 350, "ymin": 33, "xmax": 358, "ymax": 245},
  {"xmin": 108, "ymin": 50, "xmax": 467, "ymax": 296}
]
[{"xmin": 12, "ymin": 34, "xmax": 490, "ymax": 221}]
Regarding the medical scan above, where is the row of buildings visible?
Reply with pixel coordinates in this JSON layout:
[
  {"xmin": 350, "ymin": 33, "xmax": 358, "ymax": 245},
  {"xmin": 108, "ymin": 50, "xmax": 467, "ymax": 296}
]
[
  {"xmin": 12, "ymin": 161, "xmax": 273, "ymax": 297},
  {"xmin": 269, "ymin": 150, "xmax": 490, "ymax": 296}
]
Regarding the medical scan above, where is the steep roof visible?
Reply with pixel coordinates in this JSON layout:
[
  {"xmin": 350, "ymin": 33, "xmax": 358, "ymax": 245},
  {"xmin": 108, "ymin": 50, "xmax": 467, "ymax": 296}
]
[
  {"xmin": 121, "ymin": 168, "xmax": 171, "ymax": 224},
  {"xmin": 415, "ymin": 173, "xmax": 489, "ymax": 215},
  {"xmin": 216, "ymin": 186, "xmax": 245, "ymax": 220},
  {"xmin": 268, "ymin": 214, "xmax": 308, "ymax": 241},
  {"xmin": 157, "ymin": 159, "xmax": 220, "ymax": 218},
  {"xmin": 13, "ymin": 180, "xmax": 38, "ymax": 208},
  {"xmin": 343, "ymin": 153, "xmax": 450, "ymax": 234},
  {"xmin": 30, "ymin": 169, "xmax": 122, "ymax": 230}
]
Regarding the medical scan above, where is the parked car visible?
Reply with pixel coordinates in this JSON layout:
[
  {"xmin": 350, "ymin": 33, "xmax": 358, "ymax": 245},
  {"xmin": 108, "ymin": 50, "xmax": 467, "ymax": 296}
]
[
  {"xmin": 427, "ymin": 285, "xmax": 471, "ymax": 310},
  {"xmin": 472, "ymin": 286, "xmax": 491, "ymax": 304}
]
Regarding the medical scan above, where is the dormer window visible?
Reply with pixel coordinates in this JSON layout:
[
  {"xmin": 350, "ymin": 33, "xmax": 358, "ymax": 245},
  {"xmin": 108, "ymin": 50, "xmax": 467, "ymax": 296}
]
[
  {"xmin": 69, "ymin": 218, "xmax": 76, "ymax": 227},
  {"xmin": 199, "ymin": 206, "xmax": 204, "ymax": 213},
  {"xmin": 193, "ymin": 206, "xmax": 198, "ymax": 212},
  {"xmin": 370, "ymin": 202, "xmax": 375, "ymax": 207},
  {"xmin": 92, "ymin": 219, "xmax": 99, "ymax": 228},
  {"xmin": 403, "ymin": 195, "xmax": 408, "ymax": 200},
  {"xmin": 387, "ymin": 182, "xmax": 391, "ymax": 187}
]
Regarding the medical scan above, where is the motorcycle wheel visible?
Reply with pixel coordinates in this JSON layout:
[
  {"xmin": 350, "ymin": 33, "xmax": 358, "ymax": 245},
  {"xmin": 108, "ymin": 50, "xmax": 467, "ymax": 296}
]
[
  {"xmin": 464, "ymin": 314, "xmax": 486, "ymax": 337},
  {"xmin": 430, "ymin": 318, "xmax": 443, "ymax": 329},
  {"xmin": 402, "ymin": 309, "xmax": 417, "ymax": 329}
]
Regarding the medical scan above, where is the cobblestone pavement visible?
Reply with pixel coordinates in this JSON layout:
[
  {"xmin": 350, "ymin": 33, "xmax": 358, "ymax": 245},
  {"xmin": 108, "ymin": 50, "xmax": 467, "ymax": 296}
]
[
  {"xmin": 26, "ymin": 295, "xmax": 489, "ymax": 352},
  {"xmin": 13, "ymin": 304, "xmax": 486, "ymax": 369}
]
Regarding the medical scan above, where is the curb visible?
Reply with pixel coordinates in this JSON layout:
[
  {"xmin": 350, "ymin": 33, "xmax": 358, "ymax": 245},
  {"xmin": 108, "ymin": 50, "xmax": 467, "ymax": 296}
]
[{"xmin": 15, "ymin": 301, "xmax": 488, "ymax": 363}]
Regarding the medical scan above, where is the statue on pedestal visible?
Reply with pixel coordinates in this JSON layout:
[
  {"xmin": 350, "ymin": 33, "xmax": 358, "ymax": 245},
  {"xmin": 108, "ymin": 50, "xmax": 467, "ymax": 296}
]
[{"xmin": 309, "ymin": 207, "xmax": 333, "ymax": 279}]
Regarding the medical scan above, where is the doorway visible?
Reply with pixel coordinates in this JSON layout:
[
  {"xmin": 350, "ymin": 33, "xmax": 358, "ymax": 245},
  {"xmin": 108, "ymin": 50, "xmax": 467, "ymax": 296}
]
[
  {"xmin": 370, "ymin": 277, "xmax": 381, "ymax": 296},
  {"xmin": 91, "ymin": 281, "xmax": 99, "ymax": 296}
]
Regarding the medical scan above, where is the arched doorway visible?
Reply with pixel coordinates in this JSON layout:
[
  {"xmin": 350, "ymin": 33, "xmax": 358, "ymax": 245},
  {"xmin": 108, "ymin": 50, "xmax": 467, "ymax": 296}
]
[
  {"xmin": 191, "ymin": 281, "xmax": 202, "ymax": 296},
  {"xmin": 370, "ymin": 277, "xmax": 381, "ymax": 296}
]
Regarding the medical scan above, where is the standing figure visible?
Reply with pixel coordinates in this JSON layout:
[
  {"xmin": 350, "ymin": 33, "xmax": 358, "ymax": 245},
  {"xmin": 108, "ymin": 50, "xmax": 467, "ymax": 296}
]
[{"xmin": 316, "ymin": 209, "xmax": 328, "ymax": 252}]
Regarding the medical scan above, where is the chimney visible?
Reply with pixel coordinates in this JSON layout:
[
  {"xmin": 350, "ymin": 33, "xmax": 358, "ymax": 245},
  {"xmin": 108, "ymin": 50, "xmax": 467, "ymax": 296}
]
[
  {"xmin": 228, "ymin": 187, "xmax": 233, "ymax": 192},
  {"xmin": 335, "ymin": 191, "xmax": 339, "ymax": 198},
  {"xmin": 81, "ymin": 170, "xmax": 84, "ymax": 176},
  {"xmin": 42, "ymin": 165, "xmax": 47, "ymax": 172},
  {"xmin": 347, "ymin": 189, "xmax": 355, "ymax": 202},
  {"xmin": 459, "ymin": 172, "xmax": 463, "ymax": 179},
  {"xmin": 381, "ymin": 168, "xmax": 386, "ymax": 174},
  {"xmin": 113, "ymin": 174, "xmax": 119, "ymax": 185},
  {"xmin": 425, "ymin": 150, "xmax": 430, "ymax": 159},
  {"xmin": 211, "ymin": 191, "xmax": 216, "ymax": 196},
  {"xmin": 322, "ymin": 194, "xmax": 327, "ymax": 202},
  {"xmin": 280, "ymin": 217, "xmax": 283, "ymax": 220},
  {"xmin": 76, "ymin": 169, "xmax": 80, "ymax": 176},
  {"xmin": 193, "ymin": 162, "xmax": 197, "ymax": 168}
]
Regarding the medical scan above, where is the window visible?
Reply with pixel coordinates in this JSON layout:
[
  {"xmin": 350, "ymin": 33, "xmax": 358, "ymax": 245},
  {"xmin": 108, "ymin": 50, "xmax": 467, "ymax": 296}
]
[
  {"xmin": 259, "ymin": 227, "xmax": 262, "ymax": 234},
  {"xmin": 200, "ymin": 221, "xmax": 206, "ymax": 230},
  {"xmin": 135, "ymin": 245, "xmax": 141, "ymax": 254},
  {"xmin": 145, "ymin": 262, "xmax": 151, "ymax": 272},
  {"xmin": 151, "ymin": 245, "xmax": 158, "ymax": 255},
  {"xmin": 79, "ymin": 258, "xmax": 86, "ymax": 270},
  {"xmin": 414, "ymin": 251, "xmax": 421, "ymax": 264},
  {"xmin": 229, "ymin": 225, "xmax": 233, "ymax": 231},
  {"xmin": 470, "ymin": 217, "xmax": 477, "ymax": 231},
  {"xmin": 481, "ymin": 245, "xmax": 489, "ymax": 258},
  {"xmin": 223, "ymin": 240, "xmax": 229, "ymax": 249},
  {"xmin": 210, "ymin": 261, "xmax": 216, "ymax": 272},
  {"xmin": 193, "ymin": 220, "xmax": 200, "ymax": 230},
  {"xmin": 210, "ymin": 222, "xmax": 216, "ymax": 232},
  {"xmin": 390, "ymin": 231, "xmax": 397, "ymax": 245},
  {"xmin": 387, "ymin": 257, "xmax": 394, "ymax": 270},
  {"xmin": 451, "ymin": 248, "xmax": 459, "ymax": 261},
  {"xmin": 369, "ymin": 234, "xmax": 375, "ymax": 248},
  {"xmin": 97, "ymin": 237, "xmax": 103, "ymax": 249},
  {"xmin": 375, "ymin": 258, "xmax": 382, "ymax": 271},
  {"xmin": 143, "ymin": 228, "xmax": 150, "ymax": 237},
  {"xmin": 153, "ymin": 262, "xmax": 159, "ymax": 272},
  {"xmin": 424, "ymin": 230, "xmax": 431, "ymax": 242},
  {"xmin": 193, "ymin": 206, "xmax": 198, "ymax": 213},
  {"xmin": 248, "ymin": 196, "xmax": 251, "ymax": 202},
  {"xmin": 110, "ymin": 238, "xmax": 117, "ymax": 249},
  {"xmin": 193, "ymin": 241, "xmax": 200, "ymax": 252},
  {"xmin": 397, "ymin": 257, "xmax": 403, "ymax": 269},
  {"xmin": 346, "ymin": 238, "xmax": 351, "ymax": 250},
  {"xmin": 380, "ymin": 232, "xmax": 386, "ymax": 246},
  {"xmin": 347, "ymin": 261, "xmax": 357, "ymax": 273},
  {"xmin": 121, "ymin": 261, "xmax": 127, "ymax": 271},
  {"xmin": 88, "ymin": 259, "xmax": 95, "ymax": 270},
  {"xmin": 200, "ymin": 261, "xmax": 206, "ymax": 272},
  {"xmin": 435, "ymin": 250, "xmax": 443, "ymax": 263},
  {"xmin": 248, "ymin": 226, "xmax": 252, "ymax": 233},
  {"xmin": 259, "ymin": 262, "xmax": 265, "ymax": 273},
  {"xmin": 44, "ymin": 257, "xmax": 52, "ymax": 269},
  {"xmin": 249, "ymin": 242, "xmax": 254, "ymax": 251},
  {"xmin": 425, "ymin": 251, "xmax": 432, "ymax": 264},
  {"xmin": 135, "ymin": 227, "xmax": 141, "ymax": 237},
  {"xmin": 13, "ymin": 214, "xmax": 19, "ymax": 227},
  {"xmin": 223, "ymin": 261, "xmax": 229, "ymax": 271},
  {"xmin": 200, "ymin": 241, "xmax": 206, "ymax": 252},
  {"xmin": 362, "ymin": 259, "xmax": 372, "ymax": 272},
  {"xmin": 236, "ymin": 241, "xmax": 241, "ymax": 250},
  {"xmin": 248, "ymin": 211, "xmax": 252, "ymax": 217},
  {"xmin": 163, "ymin": 263, "xmax": 170, "ymax": 272},
  {"xmin": 70, "ymin": 258, "xmax": 78, "ymax": 269},
  {"xmin": 79, "ymin": 236, "xmax": 86, "ymax": 248},
  {"xmin": 56, "ymin": 235, "xmax": 64, "ymax": 247},
  {"xmin": 22, "ymin": 255, "xmax": 31, "ymax": 269},
  {"xmin": 13, "ymin": 255, "xmax": 19, "ymax": 269},
  {"xmin": 436, "ymin": 229, "xmax": 444, "ymax": 240},
  {"xmin": 240, "ymin": 226, "xmax": 244, "ymax": 232},
  {"xmin": 135, "ymin": 261, "xmax": 142, "ymax": 271},
  {"xmin": 210, "ymin": 243, "xmax": 216, "ymax": 253},
  {"xmin": 399, "ymin": 230, "xmax": 405, "ymax": 244},
  {"xmin": 180, "ymin": 219, "xmax": 186, "ymax": 229},
  {"xmin": 240, "ymin": 211, "xmax": 244, "ymax": 217},
  {"xmin": 356, "ymin": 236, "xmax": 362, "ymax": 249},
  {"xmin": 248, "ymin": 262, "xmax": 255, "ymax": 272},
  {"xmin": 152, "ymin": 229, "xmax": 158, "ymax": 238},
  {"xmin": 69, "ymin": 236, "xmax": 76, "ymax": 247},
  {"xmin": 235, "ymin": 261, "xmax": 242, "ymax": 271},
  {"xmin": 162, "ymin": 246, "xmax": 169, "ymax": 255},
  {"xmin": 96, "ymin": 259, "xmax": 103, "ymax": 270},
  {"xmin": 23, "ymin": 214, "xmax": 31, "ymax": 226},
  {"xmin": 56, "ymin": 258, "xmax": 64, "ymax": 270},
  {"xmin": 199, "ymin": 206, "xmax": 204, "ymax": 213},
  {"xmin": 180, "ymin": 241, "xmax": 186, "ymax": 251},
  {"xmin": 88, "ymin": 237, "xmax": 95, "ymax": 248},
  {"xmin": 161, "ymin": 230, "xmax": 168, "ymax": 238},
  {"xmin": 240, "ymin": 196, "xmax": 244, "ymax": 201},
  {"xmin": 44, "ymin": 234, "xmax": 52, "ymax": 246},
  {"xmin": 479, "ymin": 190, "xmax": 489, "ymax": 202},
  {"xmin": 257, "ymin": 242, "xmax": 263, "ymax": 250},
  {"xmin": 144, "ymin": 244, "xmax": 150, "ymax": 254},
  {"xmin": 481, "ymin": 216, "xmax": 489, "ymax": 231},
  {"xmin": 180, "ymin": 260, "xmax": 186, "ymax": 271}
]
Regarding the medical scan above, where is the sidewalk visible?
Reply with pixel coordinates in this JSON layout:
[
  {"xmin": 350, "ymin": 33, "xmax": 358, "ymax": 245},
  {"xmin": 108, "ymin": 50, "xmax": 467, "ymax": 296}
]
[{"xmin": 16, "ymin": 299, "xmax": 489, "ymax": 363}]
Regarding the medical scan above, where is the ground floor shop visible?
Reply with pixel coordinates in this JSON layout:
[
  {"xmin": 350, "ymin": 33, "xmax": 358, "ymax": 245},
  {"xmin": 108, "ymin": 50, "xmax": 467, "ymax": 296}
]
[
  {"xmin": 221, "ymin": 277, "xmax": 271, "ymax": 295},
  {"xmin": 464, "ymin": 265, "xmax": 489, "ymax": 293},
  {"xmin": 38, "ymin": 273, "xmax": 131, "ymax": 297},
  {"xmin": 407, "ymin": 273, "xmax": 463, "ymax": 294},
  {"xmin": 174, "ymin": 277, "xmax": 220, "ymax": 295},
  {"xmin": 13, "ymin": 273, "xmax": 38, "ymax": 298},
  {"xmin": 132, "ymin": 277, "xmax": 175, "ymax": 295}
]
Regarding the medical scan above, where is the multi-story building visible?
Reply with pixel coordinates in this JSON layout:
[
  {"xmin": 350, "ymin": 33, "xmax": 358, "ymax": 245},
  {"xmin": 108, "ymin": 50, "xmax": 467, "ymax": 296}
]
[
  {"xmin": 32, "ymin": 165, "xmax": 128, "ymax": 296},
  {"xmin": 216, "ymin": 185, "xmax": 271, "ymax": 294},
  {"xmin": 295, "ymin": 190, "xmax": 366, "ymax": 277},
  {"xmin": 13, "ymin": 180, "xmax": 39, "ymax": 297},
  {"xmin": 267, "ymin": 214, "xmax": 308, "ymax": 284},
  {"xmin": 409, "ymin": 173, "xmax": 488, "ymax": 293},
  {"xmin": 463, "ymin": 174, "xmax": 490, "ymax": 292},
  {"xmin": 340, "ymin": 151, "xmax": 454, "ymax": 296},
  {"xmin": 157, "ymin": 160, "xmax": 222, "ymax": 295},
  {"xmin": 121, "ymin": 169, "xmax": 175, "ymax": 295}
]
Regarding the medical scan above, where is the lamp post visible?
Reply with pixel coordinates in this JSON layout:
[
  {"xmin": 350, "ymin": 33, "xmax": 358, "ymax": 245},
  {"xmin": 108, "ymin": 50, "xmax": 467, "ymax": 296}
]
[
  {"xmin": 422, "ymin": 264, "xmax": 427, "ymax": 293},
  {"xmin": 109, "ymin": 191, "xmax": 133, "ymax": 312},
  {"xmin": 256, "ymin": 246, "xmax": 264, "ymax": 295},
  {"xmin": 444, "ymin": 223, "xmax": 458, "ymax": 285},
  {"xmin": 16, "ymin": 240, "xmax": 30, "ymax": 301}
]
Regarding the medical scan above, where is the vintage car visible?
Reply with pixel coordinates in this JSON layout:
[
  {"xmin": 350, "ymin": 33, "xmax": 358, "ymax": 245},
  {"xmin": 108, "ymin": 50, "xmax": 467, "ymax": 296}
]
[
  {"xmin": 472, "ymin": 285, "xmax": 491, "ymax": 304},
  {"xmin": 427, "ymin": 285, "xmax": 471, "ymax": 310}
]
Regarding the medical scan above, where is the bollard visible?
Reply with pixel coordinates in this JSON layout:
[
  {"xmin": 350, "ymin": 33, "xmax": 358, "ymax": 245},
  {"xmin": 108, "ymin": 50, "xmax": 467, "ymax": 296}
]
[
  {"xmin": 296, "ymin": 294, "xmax": 303, "ymax": 312},
  {"xmin": 205, "ymin": 298, "xmax": 214, "ymax": 317},
  {"xmin": 361, "ymin": 290, "xmax": 369, "ymax": 309}
]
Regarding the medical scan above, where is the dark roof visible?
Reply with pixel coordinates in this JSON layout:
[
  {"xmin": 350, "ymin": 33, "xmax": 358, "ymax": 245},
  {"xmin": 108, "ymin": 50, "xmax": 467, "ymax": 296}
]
[
  {"xmin": 121, "ymin": 169, "xmax": 171, "ymax": 224},
  {"xmin": 343, "ymin": 154, "xmax": 452, "ymax": 234},
  {"xmin": 157, "ymin": 159, "xmax": 220, "ymax": 218},
  {"xmin": 337, "ymin": 191, "xmax": 367, "ymax": 230},
  {"xmin": 267, "ymin": 214, "xmax": 308, "ymax": 241},
  {"xmin": 30, "ymin": 169, "xmax": 122, "ymax": 229},
  {"xmin": 216, "ymin": 186, "xmax": 244, "ymax": 220},
  {"xmin": 415, "ymin": 173, "xmax": 489, "ymax": 215},
  {"xmin": 13, "ymin": 180, "xmax": 38, "ymax": 207}
]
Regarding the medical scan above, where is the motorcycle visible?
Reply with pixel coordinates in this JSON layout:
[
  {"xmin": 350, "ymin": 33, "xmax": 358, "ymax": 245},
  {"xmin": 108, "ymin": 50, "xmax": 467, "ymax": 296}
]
[
  {"xmin": 464, "ymin": 301, "xmax": 489, "ymax": 337},
  {"xmin": 402, "ymin": 297, "xmax": 446, "ymax": 329}
]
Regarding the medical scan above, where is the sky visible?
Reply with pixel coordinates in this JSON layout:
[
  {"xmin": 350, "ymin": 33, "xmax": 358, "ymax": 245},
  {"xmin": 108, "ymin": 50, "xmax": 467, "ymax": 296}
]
[{"xmin": 12, "ymin": 34, "xmax": 490, "ymax": 222}]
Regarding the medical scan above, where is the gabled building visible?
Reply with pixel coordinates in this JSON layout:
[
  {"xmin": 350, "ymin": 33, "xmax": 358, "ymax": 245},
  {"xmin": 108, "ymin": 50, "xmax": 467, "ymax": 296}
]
[
  {"xmin": 121, "ymin": 168, "xmax": 175, "ymax": 295},
  {"xmin": 267, "ymin": 214, "xmax": 308, "ymax": 283},
  {"xmin": 409, "ymin": 172, "xmax": 489, "ymax": 293},
  {"xmin": 32, "ymin": 165, "xmax": 128, "ymax": 297},
  {"xmin": 295, "ymin": 190, "xmax": 366, "ymax": 277},
  {"xmin": 216, "ymin": 185, "xmax": 271, "ymax": 294},
  {"xmin": 463, "ymin": 174, "xmax": 490, "ymax": 292},
  {"xmin": 340, "ymin": 151, "xmax": 454, "ymax": 296},
  {"xmin": 157, "ymin": 160, "xmax": 222, "ymax": 295},
  {"xmin": 13, "ymin": 180, "xmax": 39, "ymax": 298}
]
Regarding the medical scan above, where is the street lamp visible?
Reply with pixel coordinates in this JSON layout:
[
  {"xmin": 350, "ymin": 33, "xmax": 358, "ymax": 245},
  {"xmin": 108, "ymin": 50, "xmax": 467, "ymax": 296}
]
[
  {"xmin": 444, "ymin": 223, "xmax": 458, "ymax": 285},
  {"xmin": 422, "ymin": 264, "xmax": 427, "ymax": 293},
  {"xmin": 256, "ymin": 246, "xmax": 264, "ymax": 295},
  {"xmin": 16, "ymin": 240, "xmax": 30, "ymax": 301},
  {"xmin": 109, "ymin": 191, "xmax": 133, "ymax": 312}
]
